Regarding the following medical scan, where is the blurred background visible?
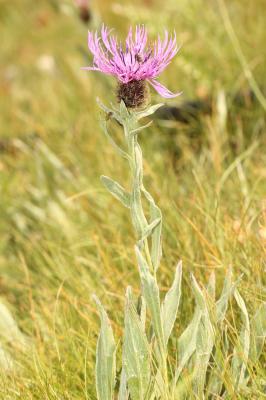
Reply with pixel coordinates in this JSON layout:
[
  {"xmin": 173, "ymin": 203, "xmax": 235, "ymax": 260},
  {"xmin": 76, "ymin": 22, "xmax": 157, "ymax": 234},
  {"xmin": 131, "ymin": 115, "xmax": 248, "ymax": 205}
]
[{"xmin": 0, "ymin": 0, "xmax": 265, "ymax": 398}]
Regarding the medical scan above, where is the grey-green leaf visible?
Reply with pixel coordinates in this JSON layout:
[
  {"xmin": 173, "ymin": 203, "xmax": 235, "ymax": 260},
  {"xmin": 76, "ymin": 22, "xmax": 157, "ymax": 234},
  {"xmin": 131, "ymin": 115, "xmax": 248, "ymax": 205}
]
[
  {"xmin": 175, "ymin": 308, "xmax": 202, "ymax": 383},
  {"xmin": 207, "ymin": 272, "xmax": 216, "ymax": 301},
  {"xmin": 101, "ymin": 175, "xmax": 131, "ymax": 208},
  {"xmin": 130, "ymin": 121, "xmax": 153, "ymax": 135},
  {"xmin": 93, "ymin": 296, "xmax": 116, "ymax": 400},
  {"xmin": 191, "ymin": 275, "xmax": 215, "ymax": 397},
  {"xmin": 118, "ymin": 368, "xmax": 129, "ymax": 400},
  {"xmin": 140, "ymin": 217, "xmax": 161, "ymax": 242},
  {"xmin": 216, "ymin": 266, "xmax": 234, "ymax": 322},
  {"xmin": 141, "ymin": 188, "xmax": 162, "ymax": 272},
  {"xmin": 136, "ymin": 104, "xmax": 164, "ymax": 120},
  {"xmin": 123, "ymin": 287, "xmax": 151, "ymax": 400},
  {"xmin": 130, "ymin": 143, "xmax": 148, "ymax": 236},
  {"xmin": 135, "ymin": 245, "xmax": 166, "ymax": 355},
  {"xmin": 97, "ymin": 97, "xmax": 122, "ymax": 124},
  {"xmin": 231, "ymin": 289, "xmax": 250, "ymax": 390},
  {"xmin": 250, "ymin": 302, "xmax": 266, "ymax": 362},
  {"xmin": 119, "ymin": 100, "xmax": 130, "ymax": 121},
  {"xmin": 100, "ymin": 120, "xmax": 130, "ymax": 160},
  {"xmin": 161, "ymin": 261, "xmax": 182, "ymax": 346}
]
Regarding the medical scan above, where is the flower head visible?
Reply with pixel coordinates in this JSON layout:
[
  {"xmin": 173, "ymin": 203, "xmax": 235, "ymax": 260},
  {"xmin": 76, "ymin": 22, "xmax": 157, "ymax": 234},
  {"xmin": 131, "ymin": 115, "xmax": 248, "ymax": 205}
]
[{"xmin": 83, "ymin": 25, "xmax": 180, "ymax": 107}]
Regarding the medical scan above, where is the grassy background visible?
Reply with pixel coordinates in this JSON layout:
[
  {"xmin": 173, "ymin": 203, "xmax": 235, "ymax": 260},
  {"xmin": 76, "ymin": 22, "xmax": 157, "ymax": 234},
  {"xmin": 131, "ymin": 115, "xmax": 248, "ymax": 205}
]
[{"xmin": 0, "ymin": 0, "xmax": 265, "ymax": 398}]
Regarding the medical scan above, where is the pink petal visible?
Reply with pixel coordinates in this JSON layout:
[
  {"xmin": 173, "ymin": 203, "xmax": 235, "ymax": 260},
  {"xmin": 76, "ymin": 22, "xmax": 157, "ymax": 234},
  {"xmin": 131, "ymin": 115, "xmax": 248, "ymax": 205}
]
[
  {"xmin": 81, "ymin": 66, "xmax": 101, "ymax": 71},
  {"xmin": 148, "ymin": 79, "xmax": 182, "ymax": 98}
]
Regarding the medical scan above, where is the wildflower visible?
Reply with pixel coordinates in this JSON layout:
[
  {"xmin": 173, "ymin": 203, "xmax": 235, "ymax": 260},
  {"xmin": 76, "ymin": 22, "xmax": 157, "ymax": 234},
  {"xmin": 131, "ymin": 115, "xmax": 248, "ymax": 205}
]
[{"xmin": 83, "ymin": 25, "xmax": 180, "ymax": 108}]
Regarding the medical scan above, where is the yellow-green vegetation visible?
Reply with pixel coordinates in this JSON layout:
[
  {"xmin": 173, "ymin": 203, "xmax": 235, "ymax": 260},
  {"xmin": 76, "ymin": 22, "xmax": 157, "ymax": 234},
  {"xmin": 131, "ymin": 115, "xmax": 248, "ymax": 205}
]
[{"xmin": 0, "ymin": 0, "xmax": 265, "ymax": 399}]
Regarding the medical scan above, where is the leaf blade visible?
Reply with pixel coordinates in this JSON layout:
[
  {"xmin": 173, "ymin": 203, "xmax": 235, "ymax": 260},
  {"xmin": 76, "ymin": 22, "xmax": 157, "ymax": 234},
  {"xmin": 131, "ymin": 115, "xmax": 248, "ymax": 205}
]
[
  {"xmin": 101, "ymin": 175, "xmax": 131, "ymax": 208},
  {"xmin": 93, "ymin": 296, "xmax": 116, "ymax": 400},
  {"xmin": 161, "ymin": 261, "xmax": 182, "ymax": 346},
  {"xmin": 123, "ymin": 287, "xmax": 151, "ymax": 400}
]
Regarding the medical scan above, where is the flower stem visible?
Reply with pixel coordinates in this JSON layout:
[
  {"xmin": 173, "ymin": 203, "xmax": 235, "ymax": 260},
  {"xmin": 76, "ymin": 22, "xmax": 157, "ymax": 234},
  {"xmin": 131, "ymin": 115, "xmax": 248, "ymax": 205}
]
[{"xmin": 124, "ymin": 119, "xmax": 154, "ymax": 274}]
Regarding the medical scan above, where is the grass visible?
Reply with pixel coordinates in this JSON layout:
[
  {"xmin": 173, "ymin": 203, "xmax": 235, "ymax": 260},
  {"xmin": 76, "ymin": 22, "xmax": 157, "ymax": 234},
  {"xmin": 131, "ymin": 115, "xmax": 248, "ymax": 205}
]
[{"xmin": 0, "ymin": 0, "xmax": 265, "ymax": 398}]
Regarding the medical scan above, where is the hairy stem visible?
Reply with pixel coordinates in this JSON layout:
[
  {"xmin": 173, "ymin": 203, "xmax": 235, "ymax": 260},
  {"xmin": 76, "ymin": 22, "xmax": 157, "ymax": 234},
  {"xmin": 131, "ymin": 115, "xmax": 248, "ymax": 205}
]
[{"xmin": 125, "ymin": 121, "xmax": 154, "ymax": 274}]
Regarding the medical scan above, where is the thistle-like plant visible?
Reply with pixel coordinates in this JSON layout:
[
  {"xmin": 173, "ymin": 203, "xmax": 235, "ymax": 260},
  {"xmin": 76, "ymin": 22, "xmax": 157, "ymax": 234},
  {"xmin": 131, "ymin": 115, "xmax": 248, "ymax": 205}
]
[{"xmin": 84, "ymin": 25, "xmax": 266, "ymax": 400}]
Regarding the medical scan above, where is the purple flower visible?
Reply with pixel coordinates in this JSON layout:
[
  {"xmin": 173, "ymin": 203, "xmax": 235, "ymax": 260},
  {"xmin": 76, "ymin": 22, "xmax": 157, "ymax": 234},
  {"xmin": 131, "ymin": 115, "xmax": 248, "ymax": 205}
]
[{"xmin": 83, "ymin": 25, "xmax": 180, "ymax": 104}]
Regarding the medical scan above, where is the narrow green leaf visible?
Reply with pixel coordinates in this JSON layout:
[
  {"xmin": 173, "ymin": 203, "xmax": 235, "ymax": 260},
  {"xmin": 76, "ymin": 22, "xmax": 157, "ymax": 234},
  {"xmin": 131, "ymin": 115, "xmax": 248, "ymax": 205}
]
[
  {"xmin": 142, "ymin": 188, "xmax": 162, "ymax": 272},
  {"xmin": 123, "ymin": 287, "xmax": 151, "ymax": 400},
  {"xmin": 130, "ymin": 121, "xmax": 153, "ymax": 135},
  {"xmin": 161, "ymin": 261, "xmax": 182, "ymax": 346},
  {"xmin": 135, "ymin": 246, "xmax": 165, "ymax": 355},
  {"xmin": 100, "ymin": 120, "xmax": 130, "ymax": 160},
  {"xmin": 137, "ymin": 296, "xmax": 147, "ymax": 331},
  {"xmin": 120, "ymin": 100, "xmax": 130, "ymax": 121},
  {"xmin": 206, "ymin": 347, "xmax": 225, "ymax": 397},
  {"xmin": 231, "ymin": 289, "xmax": 250, "ymax": 390},
  {"xmin": 130, "ymin": 143, "xmax": 148, "ymax": 236},
  {"xmin": 216, "ymin": 266, "xmax": 234, "ymax": 322},
  {"xmin": 191, "ymin": 275, "xmax": 215, "ymax": 397},
  {"xmin": 175, "ymin": 308, "xmax": 202, "ymax": 383},
  {"xmin": 136, "ymin": 104, "xmax": 164, "ymax": 120},
  {"xmin": 101, "ymin": 175, "xmax": 131, "ymax": 208},
  {"xmin": 140, "ymin": 217, "xmax": 161, "ymax": 242},
  {"xmin": 118, "ymin": 368, "xmax": 129, "ymax": 400},
  {"xmin": 93, "ymin": 296, "xmax": 116, "ymax": 400},
  {"xmin": 97, "ymin": 97, "xmax": 123, "ymax": 123},
  {"xmin": 190, "ymin": 274, "xmax": 206, "ymax": 312},
  {"xmin": 250, "ymin": 302, "xmax": 266, "ymax": 362},
  {"xmin": 207, "ymin": 272, "xmax": 216, "ymax": 301}
]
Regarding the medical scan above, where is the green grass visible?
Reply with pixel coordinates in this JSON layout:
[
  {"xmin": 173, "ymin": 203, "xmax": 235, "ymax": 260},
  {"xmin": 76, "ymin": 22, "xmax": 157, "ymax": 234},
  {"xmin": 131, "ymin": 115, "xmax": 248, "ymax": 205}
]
[{"xmin": 0, "ymin": 0, "xmax": 265, "ymax": 398}]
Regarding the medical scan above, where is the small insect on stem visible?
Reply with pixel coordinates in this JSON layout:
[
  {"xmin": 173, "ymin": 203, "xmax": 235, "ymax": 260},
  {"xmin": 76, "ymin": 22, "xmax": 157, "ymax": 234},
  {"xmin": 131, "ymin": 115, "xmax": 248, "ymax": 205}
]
[{"xmin": 105, "ymin": 112, "xmax": 113, "ymax": 121}]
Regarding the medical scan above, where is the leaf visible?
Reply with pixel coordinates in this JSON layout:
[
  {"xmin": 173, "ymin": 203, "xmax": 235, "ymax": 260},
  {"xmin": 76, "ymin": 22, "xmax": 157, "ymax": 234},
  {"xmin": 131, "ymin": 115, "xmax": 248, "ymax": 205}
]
[
  {"xmin": 207, "ymin": 272, "xmax": 216, "ymax": 301},
  {"xmin": 140, "ymin": 217, "xmax": 161, "ymax": 242},
  {"xmin": 191, "ymin": 275, "xmax": 215, "ymax": 397},
  {"xmin": 93, "ymin": 296, "xmax": 116, "ymax": 400},
  {"xmin": 142, "ymin": 188, "xmax": 162, "ymax": 272},
  {"xmin": 231, "ymin": 289, "xmax": 250, "ymax": 390},
  {"xmin": 130, "ymin": 143, "xmax": 148, "ymax": 236},
  {"xmin": 118, "ymin": 368, "xmax": 129, "ymax": 400},
  {"xmin": 216, "ymin": 266, "xmax": 235, "ymax": 322},
  {"xmin": 250, "ymin": 302, "xmax": 266, "ymax": 362},
  {"xmin": 161, "ymin": 261, "xmax": 182, "ymax": 346},
  {"xmin": 136, "ymin": 104, "xmax": 164, "ymax": 120},
  {"xmin": 190, "ymin": 274, "xmax": 206, "ymax": 312},
  {"xmin": 207, "ymin": 325, "xmax": 231, "ymax": 397},
  {"xmin": 130, "ymin": 121, "xmax": 153, "ymax": 135},
  {"xmin": 100, "ymin": 120, "xmax": 130, "ymax": 161},
  {"xmin": 101, "ymin": 175, "xmax": 131, "ymax": 208},
  {"xmin": 135, "ymin": 246, "xmax": 165, "ymax": 355},
  {"xmin": 206, "ymin": 345, "xmax": 225, "ymax": 397},
  {"xmin": 119, "ymin": 100, "xmax": 130, "ymax": 120},
  {"xmin": 97, "ymin": 98, "xmax": 122, "ymax": 124},
  {"xmin": 137, "ymin": 296, "xmax": 147, "ymax": 331},
  {"xmin": 175, "ymin": 307, "xmax": 202, "ymax": 383},
  {"xmin": 123, "ymin": 287, "xmax": 151, "ymax": 400}
]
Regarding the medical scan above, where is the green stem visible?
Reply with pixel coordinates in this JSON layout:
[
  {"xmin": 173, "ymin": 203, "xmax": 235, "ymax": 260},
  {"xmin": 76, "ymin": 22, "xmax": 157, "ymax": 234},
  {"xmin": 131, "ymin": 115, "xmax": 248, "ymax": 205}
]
[
  {"xmin": 122, "ymin": 109, "xmax": 168, "ymax": 395},
  {"xmin": 124, "ymin": 119, "xmax": 154, "ymax": 274}
]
